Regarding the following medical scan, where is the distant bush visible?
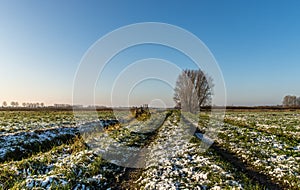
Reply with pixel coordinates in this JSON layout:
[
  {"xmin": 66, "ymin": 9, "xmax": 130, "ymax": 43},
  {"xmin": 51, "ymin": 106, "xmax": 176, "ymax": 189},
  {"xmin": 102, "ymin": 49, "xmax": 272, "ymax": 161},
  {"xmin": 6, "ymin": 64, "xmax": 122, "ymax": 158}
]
[{"xmin": 130, "ymin": 104, "xmax": 151, "ymax": 121}]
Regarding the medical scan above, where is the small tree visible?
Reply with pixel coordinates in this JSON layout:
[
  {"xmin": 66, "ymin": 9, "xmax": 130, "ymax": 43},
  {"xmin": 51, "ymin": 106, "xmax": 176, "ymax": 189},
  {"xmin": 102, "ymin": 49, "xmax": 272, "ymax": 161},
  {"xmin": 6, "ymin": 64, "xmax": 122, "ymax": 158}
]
[
  {"xmin": 11, "ymin": 101, "xmax": 15, "ymax": 107},
  {"xmin": 174, "ymin": 69, "xmax": 213, "ymax": 113},
  {"xmin": 2, "ymin": 101, "xmax": 7, "ymax": 107}
]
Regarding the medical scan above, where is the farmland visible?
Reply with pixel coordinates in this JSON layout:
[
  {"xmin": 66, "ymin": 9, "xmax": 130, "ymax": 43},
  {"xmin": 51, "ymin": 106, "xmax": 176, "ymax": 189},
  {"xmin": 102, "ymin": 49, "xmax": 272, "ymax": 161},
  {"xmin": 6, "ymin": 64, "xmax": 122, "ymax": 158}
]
[{"xmin": 0, "ymin": 109, "xmax": 299, "ymax": 189}]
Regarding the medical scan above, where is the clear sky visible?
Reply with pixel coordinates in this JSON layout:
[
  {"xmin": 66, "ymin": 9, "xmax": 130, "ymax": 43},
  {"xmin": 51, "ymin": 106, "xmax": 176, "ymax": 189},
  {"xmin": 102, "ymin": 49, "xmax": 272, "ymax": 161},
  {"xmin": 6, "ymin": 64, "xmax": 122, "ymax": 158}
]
[{"xmin": 0, "ymin": 0, "xmax": 300, "ymax": 106}]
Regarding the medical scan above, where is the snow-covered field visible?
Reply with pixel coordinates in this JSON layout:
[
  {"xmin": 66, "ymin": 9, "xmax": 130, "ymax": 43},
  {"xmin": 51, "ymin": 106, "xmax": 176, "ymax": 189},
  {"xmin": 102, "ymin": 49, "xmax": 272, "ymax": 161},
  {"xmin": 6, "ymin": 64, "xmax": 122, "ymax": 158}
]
[
  {"xmin": 0, "ymin": 110, "xmax": 299, "ymax": 189},
  {"xmin": 225, "ymin": 112, "xmax": 300, "ymax": 140},
  {"xmin": 138, "ymin": 112, "xmax": 260, "ymax": 189},
  {"xmin": 221, "ymin": 111, "xmax": 300, "ymax": 189},
  {"xmin": 0, "ymin": 111, "xmax": 113, "ymax": 134}
]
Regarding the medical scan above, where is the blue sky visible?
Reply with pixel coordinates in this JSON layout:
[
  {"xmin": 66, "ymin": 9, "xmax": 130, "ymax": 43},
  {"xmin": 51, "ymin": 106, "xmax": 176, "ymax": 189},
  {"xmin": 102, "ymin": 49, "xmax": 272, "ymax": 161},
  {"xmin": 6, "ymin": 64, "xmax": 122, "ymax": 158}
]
[{"xmin": 0, "ymin": 0, "xmax": 300, "ymax": 106}]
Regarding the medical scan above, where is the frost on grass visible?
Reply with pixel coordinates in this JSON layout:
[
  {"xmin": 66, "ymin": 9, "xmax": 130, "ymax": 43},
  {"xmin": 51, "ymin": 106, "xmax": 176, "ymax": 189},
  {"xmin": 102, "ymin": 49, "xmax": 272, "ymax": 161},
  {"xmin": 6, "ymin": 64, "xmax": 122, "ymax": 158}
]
[
  {"xmin": 0, "ymin": 137, "xmax": 124, "ymax": 189},
  {"xmin": 0, "ymin": 110, "xmax": 299, "ymax": 189},
  {"xmin": 138, "ymin": 112, "xmax": 256, "ymax": 190},
  {"xmin": 219, "ymin": 111, "xmax": 300, "ymax": 189},
  {"xmin": 0, "ymin": 127, "xmax": 77, "ymax": 161}
]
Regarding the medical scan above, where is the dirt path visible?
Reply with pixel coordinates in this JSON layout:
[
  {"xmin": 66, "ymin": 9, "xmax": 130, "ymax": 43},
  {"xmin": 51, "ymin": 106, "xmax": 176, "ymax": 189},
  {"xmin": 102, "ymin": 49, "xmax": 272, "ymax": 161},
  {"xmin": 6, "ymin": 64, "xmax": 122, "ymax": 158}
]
[
  {"xmin": 117, "ymin": 113, "xmax": 286, "ymax": 190},
  {"xmin": 116, "ymin": 111, "xmax": 173, "ymax": 189}
]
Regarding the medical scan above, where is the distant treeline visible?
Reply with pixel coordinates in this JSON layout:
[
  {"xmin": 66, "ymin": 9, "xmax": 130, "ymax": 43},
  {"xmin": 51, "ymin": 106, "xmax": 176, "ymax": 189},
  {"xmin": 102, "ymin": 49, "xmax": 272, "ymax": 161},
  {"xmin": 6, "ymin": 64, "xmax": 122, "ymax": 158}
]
[
  {"xmin": 0, "ymin": 107, "xmax": 114, "ymax": 111},
  {"xmin": 282, "ymin": 95, "xmax": 300, "ymax": 107},
  {"xmin": 2, "ymin": 101, "xmax": 45, "ymax": 108},
  {"xmin": 1, "ymin": 103, "xmax": 299, "ymax": 112}
]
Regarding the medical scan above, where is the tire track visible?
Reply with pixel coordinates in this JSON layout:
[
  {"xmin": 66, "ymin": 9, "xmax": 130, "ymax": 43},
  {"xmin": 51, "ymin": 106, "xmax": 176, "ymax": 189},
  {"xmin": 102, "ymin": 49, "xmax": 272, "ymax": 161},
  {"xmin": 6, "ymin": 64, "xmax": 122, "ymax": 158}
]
[
  {"xmin": 182, "ymin": 115, "xmax": 284, "ymax": 190},
  {"xmin": 117, "ymin": 111, "xmax": 173, "ymax": 189}
]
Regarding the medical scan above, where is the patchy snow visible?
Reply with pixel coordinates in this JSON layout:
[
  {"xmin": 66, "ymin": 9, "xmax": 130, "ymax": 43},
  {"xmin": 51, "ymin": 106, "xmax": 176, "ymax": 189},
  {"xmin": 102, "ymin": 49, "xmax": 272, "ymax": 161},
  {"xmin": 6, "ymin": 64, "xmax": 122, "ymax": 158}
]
[{"xmin": 138, "ymin": 113, "xmax": 245, "ymax": 189}]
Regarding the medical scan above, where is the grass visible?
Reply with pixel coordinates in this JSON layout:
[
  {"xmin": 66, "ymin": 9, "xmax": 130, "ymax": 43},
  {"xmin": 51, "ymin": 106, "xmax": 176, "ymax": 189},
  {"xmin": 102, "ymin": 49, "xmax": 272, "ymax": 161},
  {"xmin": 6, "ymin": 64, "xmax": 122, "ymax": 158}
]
[{"xmin": 0, "ymin": 110, "xmax": 299, "ymax": 189}]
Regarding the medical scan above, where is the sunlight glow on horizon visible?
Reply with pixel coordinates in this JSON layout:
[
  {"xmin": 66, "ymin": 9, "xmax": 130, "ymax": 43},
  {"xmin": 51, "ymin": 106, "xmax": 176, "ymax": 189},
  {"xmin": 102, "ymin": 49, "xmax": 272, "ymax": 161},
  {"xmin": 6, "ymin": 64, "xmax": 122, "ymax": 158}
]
[{"xmin": 1, "ymin": 1, "xmax": 300, "ymax": 106}]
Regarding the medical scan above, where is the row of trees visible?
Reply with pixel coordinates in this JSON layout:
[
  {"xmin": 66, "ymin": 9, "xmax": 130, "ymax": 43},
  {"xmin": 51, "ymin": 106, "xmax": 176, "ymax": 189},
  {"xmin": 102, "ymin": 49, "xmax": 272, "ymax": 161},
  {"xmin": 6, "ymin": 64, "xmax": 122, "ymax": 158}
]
[
  {"xmin": 282, "ymin": 95, "xmax": 300, "ymax": 107},
  {"xmin": 2, "ymin": 101, "xmax": 45, "ymax": 108}
]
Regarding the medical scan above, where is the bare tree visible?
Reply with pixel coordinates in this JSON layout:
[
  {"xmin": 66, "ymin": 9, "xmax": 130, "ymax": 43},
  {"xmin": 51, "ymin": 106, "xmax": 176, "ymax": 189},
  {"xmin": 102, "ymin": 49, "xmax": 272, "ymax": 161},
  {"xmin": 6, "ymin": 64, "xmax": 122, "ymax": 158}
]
[
  {"xmin": 22, "ymin": 102, "xmax": 26, "ymax": 107},
  {"xmin": 283, "ymin": 96, "xmax": 290, "ymax": 107},
  {"xmin": 297, "ymin": 97, "xmax": 300, "ymax": 107},
  {"xmin": 283, "ymin": 95, "xmax": 290, "ymax": 107},
  {"xmin": 2, "ymin": 101, "xmax": 7, "ymax": 107},
  {"xmin": 15, "ymin": 102, "xmax": 19, "ymax": 107},
  {"xmin": 283, "ymin": 95, "xmax": 297, "ymax": 107},
  {"xmin": 11, "ymin": 101, "xmax": 15, "ymax": 107},
  {"xmin": 174, "ymin": 69, "xmax": 213, "ymax": 113}
]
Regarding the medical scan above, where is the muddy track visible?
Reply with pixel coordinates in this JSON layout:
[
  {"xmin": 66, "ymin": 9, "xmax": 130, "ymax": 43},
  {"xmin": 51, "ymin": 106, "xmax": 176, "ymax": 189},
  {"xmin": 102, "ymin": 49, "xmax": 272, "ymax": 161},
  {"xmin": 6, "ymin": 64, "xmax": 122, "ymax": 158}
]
[
  {"xmin": 181, "ymin": 115, "xmax": 285, "ymax": 190},
  {"xmin": 211, "ymin": 143, "xmax": 283, "ymax": 190},
  {"xmin": 116, "ymin": 111, "xmax": 173, "ymax": 190}
]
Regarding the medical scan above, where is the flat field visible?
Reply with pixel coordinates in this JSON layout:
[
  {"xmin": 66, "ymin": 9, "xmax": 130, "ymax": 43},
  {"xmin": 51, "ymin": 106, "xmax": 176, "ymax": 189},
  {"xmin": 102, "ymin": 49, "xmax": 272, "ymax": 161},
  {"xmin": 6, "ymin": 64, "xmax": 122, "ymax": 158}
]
[{"xmin": 0, "ymin": 109, "xmax": 299, "ymax": 189}]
